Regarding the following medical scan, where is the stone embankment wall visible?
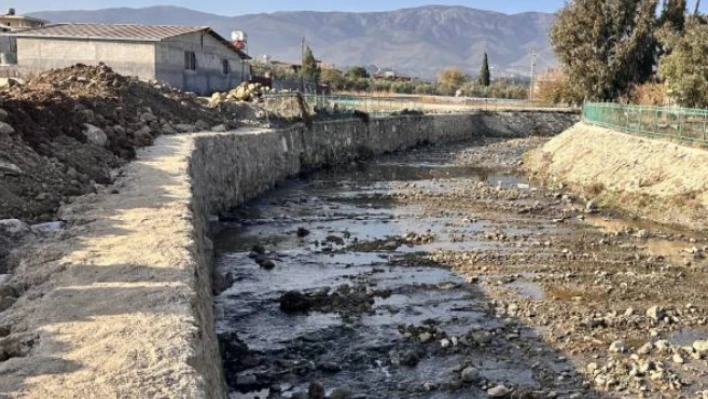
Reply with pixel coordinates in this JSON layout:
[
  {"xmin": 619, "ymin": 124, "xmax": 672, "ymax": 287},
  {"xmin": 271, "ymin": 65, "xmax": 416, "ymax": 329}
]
[
  {"xmin": 0, "ymin": 111, "xmax": 576, "ymax": 398},
  {"xmin": 525, "ymin": 123, "xmax": 708, "ymax": 230},
  {"xmin": 188, "ymin": 111, "xmax": 576, "ymax": 397}
]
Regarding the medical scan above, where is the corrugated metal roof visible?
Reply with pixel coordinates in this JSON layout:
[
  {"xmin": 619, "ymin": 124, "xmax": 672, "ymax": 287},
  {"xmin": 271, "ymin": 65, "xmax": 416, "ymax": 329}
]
[
  {"xmin": 11, "ymin": 23, "xmax": 210, "ymax": 41},
  {"xmin": 12, "ymin": 23, "xmax": 251, "ymax": 59}
]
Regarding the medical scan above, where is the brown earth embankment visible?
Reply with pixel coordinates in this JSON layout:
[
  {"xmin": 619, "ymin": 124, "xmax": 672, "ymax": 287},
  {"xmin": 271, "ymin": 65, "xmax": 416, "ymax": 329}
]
[{"xmin": 525, "ymin": 123, "xmax": 708, "ymax": 230}]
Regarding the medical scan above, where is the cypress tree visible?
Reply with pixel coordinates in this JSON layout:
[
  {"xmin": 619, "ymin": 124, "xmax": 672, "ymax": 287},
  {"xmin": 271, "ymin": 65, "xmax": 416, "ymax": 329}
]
[
  {"xmin": 301, "ymin": 46, "xmax": 320, "ymax": 82},
  {"xmin": 479, "ymin": 52, "xmax": 491, "ymax": 87}
]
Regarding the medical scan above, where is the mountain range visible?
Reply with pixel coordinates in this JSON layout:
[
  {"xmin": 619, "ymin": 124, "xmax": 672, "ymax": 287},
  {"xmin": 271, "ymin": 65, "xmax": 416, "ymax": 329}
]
[{"xmin": 31, "ymin": 5, "xmax": 558, "ymax": 79}]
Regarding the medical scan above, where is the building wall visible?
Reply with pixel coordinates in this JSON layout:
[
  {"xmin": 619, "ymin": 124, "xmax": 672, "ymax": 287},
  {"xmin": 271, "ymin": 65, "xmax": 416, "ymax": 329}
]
[
  {"xmin": 0, "ymin": 17, "xmax": 45, "ymax": 30},
  {"xmin": 15, "ymin": 38, "xmax": 156, "ymax": 79},
  {"xmin": 155, "ymin": 32, "xmax": 249, "ymax": 95}
]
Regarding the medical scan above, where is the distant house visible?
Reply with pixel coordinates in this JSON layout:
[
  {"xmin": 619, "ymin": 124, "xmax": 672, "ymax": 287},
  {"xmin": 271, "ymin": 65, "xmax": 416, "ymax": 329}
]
[
  {"xmin": 0, "ymin": 9, "xmax": 48, "ymax": 32},
  {"xmin": 9, "ymin": 23, "xmax": 251, "ymax": 95}
]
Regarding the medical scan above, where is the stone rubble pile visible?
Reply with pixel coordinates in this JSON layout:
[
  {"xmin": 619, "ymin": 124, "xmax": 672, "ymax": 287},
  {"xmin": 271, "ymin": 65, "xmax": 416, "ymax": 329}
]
[{"xmin": 208, "ymin": 82, "xmax": 275, "ymax": 106}]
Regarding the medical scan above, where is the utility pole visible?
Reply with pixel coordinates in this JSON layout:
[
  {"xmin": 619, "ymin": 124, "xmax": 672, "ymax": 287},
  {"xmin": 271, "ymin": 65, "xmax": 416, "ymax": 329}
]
[{"xmin": 529, "ymin": 49, "xmax": 537, "ymax": 101}]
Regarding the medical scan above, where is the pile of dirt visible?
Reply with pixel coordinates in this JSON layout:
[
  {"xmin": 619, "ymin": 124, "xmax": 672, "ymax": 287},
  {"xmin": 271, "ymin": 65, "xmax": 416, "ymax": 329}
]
[{"xmin": 0, "ymin": 63, "xmax": 232, "ymax": 222}]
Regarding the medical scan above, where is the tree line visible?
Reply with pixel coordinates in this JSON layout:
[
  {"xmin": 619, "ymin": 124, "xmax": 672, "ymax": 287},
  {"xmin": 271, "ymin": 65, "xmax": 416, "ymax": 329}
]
[
  {"xmin": 550, "ymin": 0, "xmax": 708, "ymax": 107},
  {"xmin": 254, "ymin": 47, "xmax": 528, "ymax": 99}
]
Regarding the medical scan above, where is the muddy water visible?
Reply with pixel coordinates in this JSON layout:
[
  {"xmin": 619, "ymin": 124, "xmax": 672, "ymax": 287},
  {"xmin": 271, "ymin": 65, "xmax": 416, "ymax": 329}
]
[{"xmin": 214, "ymin": 140, "xmax": 708, "ymax": 399}]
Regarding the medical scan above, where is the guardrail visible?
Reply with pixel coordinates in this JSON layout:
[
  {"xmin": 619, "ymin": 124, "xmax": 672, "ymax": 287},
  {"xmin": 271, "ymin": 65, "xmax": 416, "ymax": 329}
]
[{"xmin": 583, "ymin": 102, "xmax": 708, "ymax": 146}]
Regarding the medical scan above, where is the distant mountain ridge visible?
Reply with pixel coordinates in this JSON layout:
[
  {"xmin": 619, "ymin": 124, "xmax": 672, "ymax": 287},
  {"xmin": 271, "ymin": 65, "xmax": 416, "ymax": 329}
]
[{"xmin": 30, "ymin": 5, "xmax": 558, "ymax": 78}]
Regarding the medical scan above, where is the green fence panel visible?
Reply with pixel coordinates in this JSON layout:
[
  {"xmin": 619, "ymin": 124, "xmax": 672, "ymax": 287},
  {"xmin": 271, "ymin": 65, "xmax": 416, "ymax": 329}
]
[{"xmin": 583, "ymin": 102, "xmax": 708, "ymax": 146}]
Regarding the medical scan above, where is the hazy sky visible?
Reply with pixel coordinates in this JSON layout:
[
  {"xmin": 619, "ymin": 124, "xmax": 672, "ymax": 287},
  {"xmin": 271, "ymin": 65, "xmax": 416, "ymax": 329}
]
[{"xmin": 13, "ymin": 0, "xmax": 708, "ymax": 16}]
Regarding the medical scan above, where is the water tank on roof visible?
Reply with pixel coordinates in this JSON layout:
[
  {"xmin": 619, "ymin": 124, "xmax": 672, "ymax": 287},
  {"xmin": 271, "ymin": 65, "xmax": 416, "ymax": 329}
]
[{"xmin": 231, "ymin": 30, "xmax": 248, "ymax": 50}]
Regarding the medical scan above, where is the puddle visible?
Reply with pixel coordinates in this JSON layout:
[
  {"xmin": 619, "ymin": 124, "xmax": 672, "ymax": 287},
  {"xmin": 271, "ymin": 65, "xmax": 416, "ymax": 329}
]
[{"xmin": 671, "ymin": 328, "xmax": 707, "ymax": 347}]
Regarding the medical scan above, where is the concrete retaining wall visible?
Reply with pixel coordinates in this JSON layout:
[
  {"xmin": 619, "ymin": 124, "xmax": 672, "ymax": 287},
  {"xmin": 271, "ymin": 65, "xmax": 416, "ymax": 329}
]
[
  {"xmin": 0, "ymin": 111, "xmax": 576, "ymax": 398},
  {"xmin": 187, "ymin": 111, "xmax": 576, "ymax": 396}
]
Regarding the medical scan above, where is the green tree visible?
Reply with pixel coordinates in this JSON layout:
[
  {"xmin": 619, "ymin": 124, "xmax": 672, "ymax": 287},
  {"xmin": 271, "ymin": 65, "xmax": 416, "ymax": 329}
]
[
  {"xmin": 301, "ymin": 46, "xmax": 320, "ymax": 82},
  {"xmin": 320, "ymin": 68, "xmax": 344, "ymax": 90},
  {"xmin": 437, "ymin": 67, "xmax": 467, "ymax": 95},
  {"xmin": 478, "ymin": 52, "xmax": 491, "ymax": 87},
  {"xmin": 344, "ymin": 66, "xmax": 370, "ymax": 80},
  {"xmin": 659, "ymin": 18, "xmax": 708, "ymax": 107},
  {"xmin": 551, "ymin": 0, "xmax": 659, "ymax": 100},
  {"xmin": 659, "ymin": 0, "xmax": 687, "ymax": 31}
]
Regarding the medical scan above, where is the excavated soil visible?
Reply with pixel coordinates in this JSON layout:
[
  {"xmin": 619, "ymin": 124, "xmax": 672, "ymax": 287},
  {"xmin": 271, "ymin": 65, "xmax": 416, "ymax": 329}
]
[
  {"xmin": 0, "ymin": 64, "xmax": 225, "ymax": 223},
  {"xmin": 215, "ymin": 137, "xmax": 708, "ymax": 399}
]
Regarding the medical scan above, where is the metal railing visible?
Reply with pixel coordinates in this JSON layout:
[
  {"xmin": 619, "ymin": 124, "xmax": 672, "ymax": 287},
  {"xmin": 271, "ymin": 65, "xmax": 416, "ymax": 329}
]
[
  {"xmin": 583, "ymin": 102, "xmax": 708, "ymax": 146},
  {"xmin": 261, "ymin": 92, "xmax": 571, "ymax": 120}
]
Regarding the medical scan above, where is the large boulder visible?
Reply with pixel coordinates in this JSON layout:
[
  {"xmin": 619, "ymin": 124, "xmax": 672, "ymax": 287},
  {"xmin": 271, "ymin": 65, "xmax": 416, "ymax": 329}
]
[
  {"xmin": 82, "ymin": 124, "xmax": 108, "ymax": 147},
  {"xmin": 0, "ymin": 121, "xmax": 15, "ymax": 138},
  {"xmin": 133, "ymin": 126, "xmax": 154, "ymax": 147}
]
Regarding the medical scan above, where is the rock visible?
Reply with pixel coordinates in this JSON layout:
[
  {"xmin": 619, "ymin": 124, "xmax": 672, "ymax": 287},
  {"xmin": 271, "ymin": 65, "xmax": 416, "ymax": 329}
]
[
  {"xmin": 0, "ymin": 108, "xmax": 8, "ymax": 122},
  {"xmin": 318, "ymin": 361, "xmax": 342, "ymax": 373},
  {"xmin": 0, "ymin": 275, "xmax": 11, "ymax": 285},
  {"xmin": 297, "ymin": 227, "xmax": 311, "ymax": 238},
  {"xmin": 655, "ymin": 340, "xmax": 670, "ymax": 351},
  {"xmin": 235, "ymin": 374, "xmax": 257, "ymax": 387},
  {"xmin": 330, "ymin": 386, "xmax": 351, "ymax": 399},
  {"xmin": 260, "ymin": 259, "xmax": 276, "ymax": 270},
  {"xmin": 693, "ymin": 340, "xmax": 708, "ymax": 354},
  {"xmin": 624, "ymin": 307, "xmax": 635, "ymax": 317},
  {"xmin": 82, "ymin": 124, "xmax": 108, "ymax": 147},
  {"xmin": 0, "ymin": 162, "xmax": 22, "ymax": 176},
  {"xmin": 400, "ymin": 349, "xmax": 421, "ymax": 367},
  {"xmin": 609, "ymin": 340, "xmax": 628, "ymax": 353},
  {"xmin": 0, "ymin": 297, "xmax": 16, "ymax": 312},
  {"xmin": 161, "ymin": 123, "xmax": 178, "ymax": 135},
  {"xmin": 195, "ymin": 120, "xmax": 210, "ymax": 131},
  {"xmin": 140, "ymin": 112, "xmax": 157, "ymax": 123},
  {"xmin": 211, "ymin": 124, "xmax": 227, "ymax": 132},
  {"xmin": 79, "ymin": 109, "xmax": 96, "ymax": 123},
  {"xmin": 0, "ymin": 285, "xmax": 17, "ymax": 299},
  {"xmin": 487, "ymin": 385, "xmax": 511, "ymax": 398},
  {"xmin": 308, "ymin": 381, "xmax": 325, "ymax": 399},
  {"xmin": 174, "ymin": 123, "xmax": 196, "ymax": 133},
  {"xmin": 0, "ymin": 219, "xmax": 31, "ymax": 239},
  {"xmin": 637, "ymin": 342, "xmax": 653, "ymax": 355},
  {"xmin": 646, "ymin": 305, "xmax": 665, "ymax": 321},
  {"xmin": 251, "ymin": 244, "xmax": 266, "ymax": 255},
  {"xmin": 461, "ymin": 366, "xmax": 479, "ymax": 383},
  {"xmin": 0, "ymin": 121, "xmax": 15, "ymax": 137},
  {"xmin": 279, "ymin": 291, "xmax": 312, "ymax": 313},
  {"xmin": 419, "ymin": 332, "xmax": 432, "ymax": 343},
  {"xmin": 673, "ymin": 354, "xmax": 685, "ymax": 364},
  {"xmin": 134, "ymin": 126, "xmax": 154, "ymax": 146},
  {"xmin": 440, "ymin": 338, "xmax": 451, "ymax": 349}
]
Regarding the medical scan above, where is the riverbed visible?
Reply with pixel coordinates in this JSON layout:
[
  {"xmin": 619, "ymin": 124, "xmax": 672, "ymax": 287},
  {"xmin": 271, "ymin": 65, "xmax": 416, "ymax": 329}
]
[{"xmin": 215, "ymin": 137, "xmax": 708, "ymax": 399}]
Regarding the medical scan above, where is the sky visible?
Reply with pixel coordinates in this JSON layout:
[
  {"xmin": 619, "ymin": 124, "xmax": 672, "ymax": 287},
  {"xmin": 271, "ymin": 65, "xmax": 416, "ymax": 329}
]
[
  {"xmin": 10, "ymin": 0, "xmax": 708, "ymax": 17},
  {"xmin": 0, "ymin": 0, "xmax": 643, "ymax": 15}
]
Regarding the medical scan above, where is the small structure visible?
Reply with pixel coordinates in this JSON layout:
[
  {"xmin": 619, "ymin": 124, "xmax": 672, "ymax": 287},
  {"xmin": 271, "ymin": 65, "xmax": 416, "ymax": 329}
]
[
  {"xmin": 10, "ymin": 23, "xmax": 251, "ymax": 95},
  {"xmin": 0, "ymin": 8, "xmax": 48, "ymax": 32}
]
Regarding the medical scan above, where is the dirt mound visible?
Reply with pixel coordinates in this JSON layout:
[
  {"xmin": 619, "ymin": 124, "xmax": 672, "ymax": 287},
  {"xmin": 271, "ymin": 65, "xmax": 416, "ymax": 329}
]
[{"xmin": 0, "ymin": 63, "xmax": 230, "ymax": 222}]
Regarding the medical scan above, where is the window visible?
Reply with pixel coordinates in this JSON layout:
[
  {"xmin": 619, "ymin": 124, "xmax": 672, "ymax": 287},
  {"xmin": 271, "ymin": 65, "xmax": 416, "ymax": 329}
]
[
  {"xmin": 221, "ymin": 59, "xmax": 230, "ymax": 75},
  {"xmin": 184, "ymin": 51, "xmax": 196, "ymax": 71}
]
